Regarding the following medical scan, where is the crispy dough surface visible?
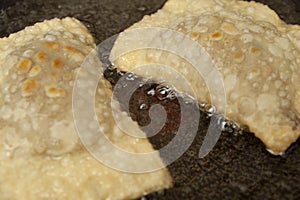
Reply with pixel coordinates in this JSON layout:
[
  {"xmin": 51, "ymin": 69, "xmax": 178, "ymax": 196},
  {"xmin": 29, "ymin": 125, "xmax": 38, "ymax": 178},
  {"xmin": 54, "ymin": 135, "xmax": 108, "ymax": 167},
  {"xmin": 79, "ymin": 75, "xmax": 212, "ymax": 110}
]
[
  {"xmin": 111, "ymin": 0, "xmax": 300, "ymax": 154},
  {"xmin": 0, "ymin": 18, "xmax": 172, "ymax": 200}
]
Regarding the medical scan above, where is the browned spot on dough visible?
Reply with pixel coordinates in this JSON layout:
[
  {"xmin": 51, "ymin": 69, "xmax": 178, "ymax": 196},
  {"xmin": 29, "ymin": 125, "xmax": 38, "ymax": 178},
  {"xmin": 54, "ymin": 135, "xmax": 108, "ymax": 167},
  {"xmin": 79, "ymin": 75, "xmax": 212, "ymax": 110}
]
[
  {"xmin": 233, "ymin": 52, "xmax": 245, "ymax": 63},
  {"xmin": 211, "ymin": 32, "xmax": 222, "ymax": 39},
  {"xmin": 35, "ymin": 52, "xmax": 47, "ymax": 61},
  {"xmin": 52, "ymin": 59, "xmax": 63, "ymax": 69},
  {"xmin": 251, "ymin": 47, "xmax": 262, "ymax": 56},
  {"xmin": 16, "ymin": 59, "xmax": 32, "ymax": 73},
  {"xmin": 22, "ymin": 79, "xmax": 38, "ymax": 97},
  {"xmin": 45, "ymin": 86, "xmax": 66, "ymax": 98},
  {"xmin": 44, "ymin": 41, "xmax": 59, "ymax": 49},
  {"xmin": 191, "ymin": 32, "xmax": 200, "ymax": 38},
  {"xmin": 51, "ymin": 71, "xmax": 58, "ymax": 79},
  {"xmin": 234, "ymin": 52, "xmax": 244, "ymax": 59},
  {"xmin": 64, "ymin": 46, "xmax": 82, "ymax": 54},
  {"xmin": 49, "ymin": 87, "xmax": 57, "ymax": 93}
]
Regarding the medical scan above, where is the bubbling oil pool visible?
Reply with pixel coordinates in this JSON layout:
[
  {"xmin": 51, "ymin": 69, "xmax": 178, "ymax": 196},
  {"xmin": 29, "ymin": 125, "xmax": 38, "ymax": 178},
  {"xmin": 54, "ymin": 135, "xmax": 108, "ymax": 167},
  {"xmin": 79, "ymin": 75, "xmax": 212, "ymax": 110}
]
[{"xmin": 104, "ymin": 65, "xmax": 247, "ymax": 152}]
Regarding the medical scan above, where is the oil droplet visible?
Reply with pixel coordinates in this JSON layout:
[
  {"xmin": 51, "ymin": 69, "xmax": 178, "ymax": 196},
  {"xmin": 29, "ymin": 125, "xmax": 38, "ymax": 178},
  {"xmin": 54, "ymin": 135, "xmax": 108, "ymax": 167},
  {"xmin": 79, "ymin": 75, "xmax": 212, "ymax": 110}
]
[
  {"xmin": 125, "ymin": 72, "xmax": 137, "ymax": 81},
  {"xmin": 204, "ymin": 104, "xmax": 216, "ymax": 116},
  {"xmin": 155, "ymin": 86, "xmax": 171, "ymax": 100},
  {"xmin": 118, "ymin": 71, "xmax": 126, "ymax": 76},
  {"xmin": 167, "ymin": 91, "xmax": 177, "ymax": 100},
  {"xmin": 147, "ymin": 88, "xmax": 155, "ymax": 96},
  {"xmin": 221, "ymin": 120, "xmax": 234, "ymax": 133},
  {"xmin": 139, "ymin": 104, "xmax": 148, "ymax": 110},
  {"xmin": 199, "ymin": 103, "xmax": 206, "ymax": 109}
]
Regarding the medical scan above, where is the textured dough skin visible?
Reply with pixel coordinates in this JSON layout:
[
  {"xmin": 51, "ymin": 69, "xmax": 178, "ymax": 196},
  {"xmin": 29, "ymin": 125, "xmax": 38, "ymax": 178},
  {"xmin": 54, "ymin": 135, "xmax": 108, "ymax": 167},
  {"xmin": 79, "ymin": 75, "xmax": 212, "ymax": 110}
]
[
  {"xmin": 111, "ymin": 0, "xmax": 300, "ymax": 155},
  {"xmin": 0, "ymin": 18, "xmax": 172, "ymax": 199}
]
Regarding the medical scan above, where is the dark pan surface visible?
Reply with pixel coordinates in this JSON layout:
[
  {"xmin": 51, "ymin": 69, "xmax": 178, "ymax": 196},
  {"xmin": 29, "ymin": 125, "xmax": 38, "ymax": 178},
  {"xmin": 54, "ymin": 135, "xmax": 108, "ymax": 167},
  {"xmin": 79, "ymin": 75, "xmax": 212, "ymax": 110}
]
[{"xmin": 1, "ymin": 0, "xmax": 300, "ymax": 199}]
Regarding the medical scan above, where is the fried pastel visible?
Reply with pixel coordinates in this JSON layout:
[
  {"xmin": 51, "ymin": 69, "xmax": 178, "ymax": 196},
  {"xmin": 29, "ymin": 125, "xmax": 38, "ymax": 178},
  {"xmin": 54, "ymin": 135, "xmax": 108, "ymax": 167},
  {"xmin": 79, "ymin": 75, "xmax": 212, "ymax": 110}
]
[
  {"xmin": 0, "ymin": 18, "xmax": 172, "ymax": 199},
  {"xmin": 111, "ymin": 0, "xmax": 300, "ymax": 155}
]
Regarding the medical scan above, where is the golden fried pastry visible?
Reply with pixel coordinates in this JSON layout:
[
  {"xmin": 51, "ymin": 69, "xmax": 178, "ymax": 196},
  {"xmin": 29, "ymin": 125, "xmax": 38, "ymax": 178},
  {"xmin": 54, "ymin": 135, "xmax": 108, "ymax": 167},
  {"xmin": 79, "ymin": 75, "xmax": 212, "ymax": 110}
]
[
  {"xmin": 111, "ymin": 0, "xmax": 300, "ymax": 155},
  {"xmin": 0, "ymin": 18, "xmax": 171, "ymax": 199}
]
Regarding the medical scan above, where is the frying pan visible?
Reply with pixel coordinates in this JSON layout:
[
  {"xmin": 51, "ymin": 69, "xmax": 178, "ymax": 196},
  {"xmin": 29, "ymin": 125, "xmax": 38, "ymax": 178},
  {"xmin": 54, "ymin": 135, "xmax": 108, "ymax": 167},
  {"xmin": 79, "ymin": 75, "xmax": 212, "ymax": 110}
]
[{"xmin": 1, "ymin": 0, "xmax": 300, "ymax": 199}]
